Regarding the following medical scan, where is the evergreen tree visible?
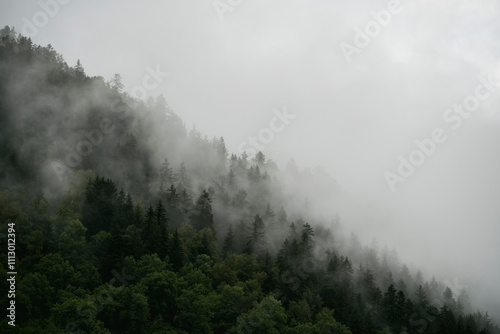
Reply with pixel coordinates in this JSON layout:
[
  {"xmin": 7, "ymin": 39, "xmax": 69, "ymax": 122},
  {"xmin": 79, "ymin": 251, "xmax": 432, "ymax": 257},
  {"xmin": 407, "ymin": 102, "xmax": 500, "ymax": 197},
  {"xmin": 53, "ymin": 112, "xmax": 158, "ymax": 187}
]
[
  {"xmin": 156, "ymin": 200, "xmax": 169, "ymax": 258},
  {"xmin": 159, "ymin": 157, "xmax": 174, "ymax": 188},
  {"xmin": 245, "ymin": 214, "xmax": 266, "ymax": 254},
  {"xmin": 110, "ymin": 73, "xmax": 124, "ymax": 92},
  {"xmin": 253, "ymin": 151, "xmax": 266, "ymax": 166},
  {"xmin": 142, "ymin": 204, "xmax": 158, "ymax": 254},
  {"xmin": 263, "ymin": 204, "xmax": 275, "ymax": 229},
  {"xmin": 170, "ymin": 229, "xmax": 184, "ymax": 271},
  {"xmin": 222, "ymin": 224, "xmax": 235, "ymax": 257},
  {"xmin": 175, "ymin": 162, "xmax": 191, "ymax": 192},
  {"xmin": 191, "ymin": 189, "xmax": 214, "ymax": 233}
]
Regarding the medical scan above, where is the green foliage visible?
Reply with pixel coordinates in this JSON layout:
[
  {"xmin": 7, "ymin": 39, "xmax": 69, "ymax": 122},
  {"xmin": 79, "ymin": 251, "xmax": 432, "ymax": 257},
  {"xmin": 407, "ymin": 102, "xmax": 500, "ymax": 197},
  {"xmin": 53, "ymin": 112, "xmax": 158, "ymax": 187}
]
[
  {"xmin": 233, "ymin": 296, "xmax": 287, "ymax": 334},
  {"xmin": 315, "ymin": 308, "xmax": 352, "ymax": 334},
  {"xmin": 34, "ymin": 253, "xmax": 76, "ymax": 290}
]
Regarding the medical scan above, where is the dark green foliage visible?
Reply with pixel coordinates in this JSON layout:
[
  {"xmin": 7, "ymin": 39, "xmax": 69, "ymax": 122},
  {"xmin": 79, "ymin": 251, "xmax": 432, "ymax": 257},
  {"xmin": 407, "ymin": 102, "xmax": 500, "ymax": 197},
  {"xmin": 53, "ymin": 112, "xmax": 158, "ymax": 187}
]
[
  {"xmin": 170, "ymin": 229, "xmax": 184, "ymax": 271},
  {"xmin": 222, "ymin": 224, "xmax": 235, "ymax": 257},
  {"xmin": 82, "ymin": 177, "xmax": 118, "ymax": 237},
  {"xmin": 190, "ymin": 189, "xmax": 214, "ymax": 233}
]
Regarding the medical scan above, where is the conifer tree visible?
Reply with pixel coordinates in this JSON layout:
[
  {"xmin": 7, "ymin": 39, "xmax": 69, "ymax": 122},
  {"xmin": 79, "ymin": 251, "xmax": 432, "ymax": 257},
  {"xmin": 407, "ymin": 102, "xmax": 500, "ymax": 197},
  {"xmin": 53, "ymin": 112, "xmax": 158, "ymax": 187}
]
[
  {"xmin": 170, "ymin": 229, "xmax": 183, "ymax": 271},
  {"xmin": 191, "ymin": 189, "xmax": 214, "ymax": 233},
  {"xmin": 222, "ymin": 224, "xmax": 235, "ymax": 257}
]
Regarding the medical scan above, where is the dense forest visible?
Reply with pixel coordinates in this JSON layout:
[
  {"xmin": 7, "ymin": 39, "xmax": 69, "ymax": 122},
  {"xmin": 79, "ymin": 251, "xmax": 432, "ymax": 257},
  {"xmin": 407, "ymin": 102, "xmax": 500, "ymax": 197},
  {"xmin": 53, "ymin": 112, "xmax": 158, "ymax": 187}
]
[{"xmin": 0, "ymin": 26, "xmax": 499, "ymax": 333}]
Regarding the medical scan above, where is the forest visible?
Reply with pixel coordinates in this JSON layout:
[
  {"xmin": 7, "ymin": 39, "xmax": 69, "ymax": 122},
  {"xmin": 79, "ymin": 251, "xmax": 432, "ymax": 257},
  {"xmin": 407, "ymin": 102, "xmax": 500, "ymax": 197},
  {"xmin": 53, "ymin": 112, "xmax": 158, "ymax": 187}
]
[{"xmin": 0, "ymin": 26, "xmax": 499, "ymax": 333}]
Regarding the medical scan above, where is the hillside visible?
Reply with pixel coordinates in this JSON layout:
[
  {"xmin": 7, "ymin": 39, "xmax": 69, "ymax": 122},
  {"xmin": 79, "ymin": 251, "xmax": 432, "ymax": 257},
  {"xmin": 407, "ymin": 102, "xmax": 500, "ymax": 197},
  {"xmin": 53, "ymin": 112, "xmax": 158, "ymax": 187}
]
[{"xmin": 0, "ymin": 27, "xmax": 498, "ymax": 334}]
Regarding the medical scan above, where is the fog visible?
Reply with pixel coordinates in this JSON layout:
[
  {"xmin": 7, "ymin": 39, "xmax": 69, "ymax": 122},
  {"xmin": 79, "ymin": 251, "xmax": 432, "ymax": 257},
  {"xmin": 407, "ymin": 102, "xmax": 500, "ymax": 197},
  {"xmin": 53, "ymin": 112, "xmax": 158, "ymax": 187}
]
[{"xmin": 2, "ymin": 0, "xmax": 500, "ymax": 319}]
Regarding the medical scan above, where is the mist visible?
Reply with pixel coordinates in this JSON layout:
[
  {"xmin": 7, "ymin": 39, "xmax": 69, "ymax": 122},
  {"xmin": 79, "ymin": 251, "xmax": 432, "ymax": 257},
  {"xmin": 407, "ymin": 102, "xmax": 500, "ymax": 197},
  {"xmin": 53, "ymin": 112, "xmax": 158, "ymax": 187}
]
[{"xmin": 1, "ymin": 0, "xmax": 500, "ymax": 327}]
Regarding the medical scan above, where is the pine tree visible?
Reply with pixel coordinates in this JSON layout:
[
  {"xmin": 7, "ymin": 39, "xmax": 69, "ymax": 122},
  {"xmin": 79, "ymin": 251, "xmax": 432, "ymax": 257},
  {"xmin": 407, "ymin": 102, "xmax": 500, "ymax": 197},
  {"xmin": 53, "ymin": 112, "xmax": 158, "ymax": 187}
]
[
  {"xmin": 222, "ymin": 224, "xmax": 235, "ymax": 257},
  {"xmin": 156, "ymin": 200, "xmax": 169, "ymax": 258},
  {"xmin": 383, "ymin": 284, "xmax": 398, "ymax": 328},
  {"xmin": 167, "ymin": 184, "xmax": 179, "ymax": 208},
  {"xmin": 142, "ymin": 204, "xmax": 157, "ymax": 254},
  {"xmin": 263, "ymin": 204, "xmax": 275, "ymax": 229},
  {"xmin": 300, "ymin": 222, "xmax": 314, "ymax": 256},
  {"xmin": 191, "ymin": 190, "xmax": 214, "ymax": 233},
  {"xmin": 277, "ymin": 207, "xmax": 288, "ymax": 227},
  {"xmin": 110, "ymin": 73, "xmax": 124, "ymax": 92},
  {"xmin": 245, "ymin": 214, "xmax": 265, "ymax": 254},
  {"xmin": 175, "ymin": 162, "xmax": 191, "ymax": 192},
  {"xmin": 253, "ymin": 151, "xmax": 266, "ymax": 166},
  {"xmin": 228, "ymin": 169, "xmax": 236, "ymax": 188},
  {"xmin": 160, "ymin": 157, "xmax": 174, "ymax": 188},
  {"xmin": 276, "ymin": 239, "xmax": 290, "ymax": 271},
  {"xmin": 170, "ymin": 229, "xmax": 183, "ymax": 271},
  {"xmin": 415, "ymin": 285, "xmax": 429, "ymax": 309},
  {"xmin": 82, "ymin": 176, "xmax": 118, "ymax": 236}
]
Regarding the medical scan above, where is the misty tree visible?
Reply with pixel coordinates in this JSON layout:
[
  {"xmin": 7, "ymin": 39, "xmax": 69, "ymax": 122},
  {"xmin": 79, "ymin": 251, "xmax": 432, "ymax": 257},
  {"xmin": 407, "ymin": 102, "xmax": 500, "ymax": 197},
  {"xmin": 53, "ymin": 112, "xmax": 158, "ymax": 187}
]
[
  {"xmin": 155, "ymin": 94, "xmax": 168, "ymax": 113},
  {"xmin": 117, "ymin": 133, "xmax": 139, "ymax": 160},
  {"xmin": 110, "ymin": 73, "xmax": 124, "ymax": 92},
  {"xmin": 276, "ymin": 239, "xmax": 291, "ymax": 271},
  {"xmin": 191, "ymin": 189, "xmax": 214, "ymax": 233},
  {"xmin": 155, "ymin": 200, "xmax": 169, "ymax": 258},
  {"xmin": 443, "ymin": 287, "xmax": 457, "ymax": 312},
  {"xmin": 245, "ymin": 214, "xmax": 266, "ymax": 254},
  {"xmin": 178, "ymin": 188, "xmax": 193, "ymax": 220},
  {"xmin": 72, "ymin": 59, "xmax": 86, "ymax": 81},
  {"xmin": 288, "ymin": 222, "xmax": 299, "ymax": 241},
  {"xmin": 133, "ymin": 203, "xmax": 144, "ymax": 228},
  {"xmin": 229, "ymin": 154, "xmax": 238, "ymax": 170},
  {"xmin": 166, "ymin": 184, "xmax": 179, "ymax": 208},
  {"xmin": 142, "ymin": 204, "xmax": 159, "ymax": 254},
  {"xmin": 228, "ymin": 168, "xmax": 236, "ymax": 189},
  {"xmin": 415, "ymin": 284, "xmax": 430, "ymax": 309},
  {"xmin": 253, "ymin": 151, "xmax": 266, "ymax": 166},
  {"xmin": 382, "ymin": 284, "xmax": 398, "ymax": 328},
  {"xmin": 222, "ymin": 224, "xmax": 235, "ymax": 257},
  {"xmin": 300, "ymin": 221, "xmax": 314, "ymax": 256},
  {"xmin": 170, "ymin": 229, "xmax": 184, "ymax": 271},
  {"xmin": 236, "ymin": 151, "xmax": 249, "ymax": 171},
  {"xmin": 175, "ymin": 162, "xmax": 192, "ymax": 193},
  {"xmin": 159, "ymin": 157, "xmax": 174, "ymax": 189},
  {"xmin": 214, "ymin": 136, "xmax": 228, "ymax": 167},
  {"xmin": 231, "ymin": 189, "xmax": 248, "ymax": 209},
  {"xmin": 276, "ymin": 207, "xmax": 288, "ymax": 228},
  {"xmin": 396, "ymin": 278, "xmax": 408, "ymax": 296},
  {"xmin": 82, "ymin": 177, "xmax": 118, "ymax": 237},
  {"xmin": 263, "ymin": 203, "xmax": 276, "ymax": 230}
]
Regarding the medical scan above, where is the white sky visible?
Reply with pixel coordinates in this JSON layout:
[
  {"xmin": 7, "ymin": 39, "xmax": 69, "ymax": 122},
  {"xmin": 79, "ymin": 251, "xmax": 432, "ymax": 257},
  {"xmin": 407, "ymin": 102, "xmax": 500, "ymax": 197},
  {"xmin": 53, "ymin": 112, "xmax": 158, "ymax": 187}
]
[{"xmin": 1, "ymin": 0, "xmax": 500, "ymax": 317}]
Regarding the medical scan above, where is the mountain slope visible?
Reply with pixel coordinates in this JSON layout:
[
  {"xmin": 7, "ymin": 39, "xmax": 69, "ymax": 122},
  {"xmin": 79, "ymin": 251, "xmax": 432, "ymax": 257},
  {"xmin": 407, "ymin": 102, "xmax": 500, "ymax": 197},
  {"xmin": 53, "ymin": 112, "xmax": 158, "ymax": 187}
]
[{"xmin": 0, "ymin": 27, "xmax": 498, "ymax": 334}]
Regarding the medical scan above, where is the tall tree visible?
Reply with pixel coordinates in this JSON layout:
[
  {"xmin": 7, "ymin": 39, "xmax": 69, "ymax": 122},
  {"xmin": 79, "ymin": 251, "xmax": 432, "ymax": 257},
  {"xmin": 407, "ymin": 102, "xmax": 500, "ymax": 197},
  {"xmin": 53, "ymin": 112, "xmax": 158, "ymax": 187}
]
[
  {"xmin": 170, "ymin": 229, "xmax": 184, "ymax": 271},
  {"xmin": 175, "ymin": 162, "xmax": 191, "ymax": 193},
  {"xmin": 155, "ymin": 200, "xmax": 169, "ymax": 258},
  {"xmin": 245, "ymin": 214, "xmax": 266, "ymax": 254},
  {"xmin": 159, "ymin": 157, "xmax": 173, "ymax": 189},
  {"xmin": 191, "ymin": 190, "xmax": 214, "ymax": 233},
  {"xmin": 142, "ymin": 204, "xmax": 159, "ymax": 254},
  {"xmin": 222, "ymin": 224, "xmax": 235, "ymax": 257}
]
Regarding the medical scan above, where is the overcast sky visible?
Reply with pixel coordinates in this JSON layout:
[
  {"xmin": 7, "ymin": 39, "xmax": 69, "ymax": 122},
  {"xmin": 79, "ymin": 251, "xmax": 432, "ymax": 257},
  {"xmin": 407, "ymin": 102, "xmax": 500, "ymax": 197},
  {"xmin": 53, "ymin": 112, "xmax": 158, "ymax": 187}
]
[{"xmin": 2, "ymin": 0, "xmax": 500, "ymax": 317}]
